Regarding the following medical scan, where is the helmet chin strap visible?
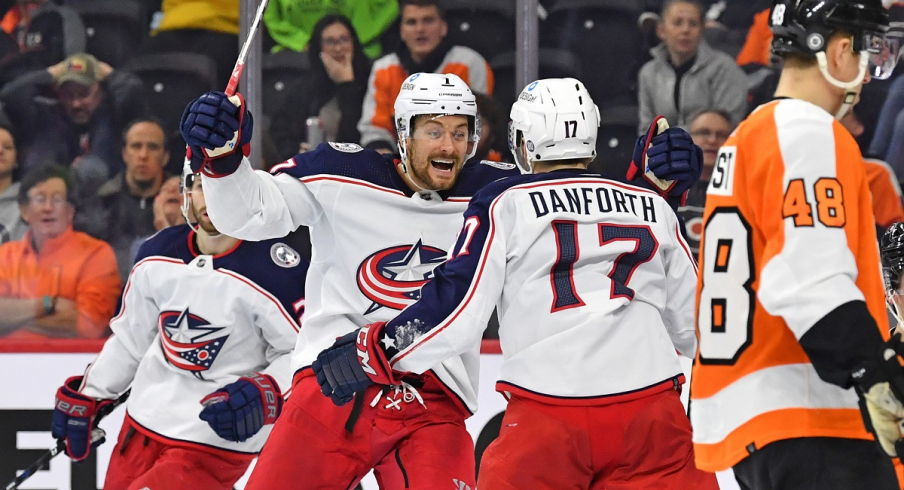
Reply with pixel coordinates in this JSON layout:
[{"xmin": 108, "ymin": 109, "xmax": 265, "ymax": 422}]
[{"xmin": 816, "ymin": 51, "xmax": 869, "ymax": 120}]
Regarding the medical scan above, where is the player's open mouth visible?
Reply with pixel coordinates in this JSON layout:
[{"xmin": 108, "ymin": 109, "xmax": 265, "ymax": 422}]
[{"xmin": 431, "ymin": 159, "xmax": 454, "ymax": 173}]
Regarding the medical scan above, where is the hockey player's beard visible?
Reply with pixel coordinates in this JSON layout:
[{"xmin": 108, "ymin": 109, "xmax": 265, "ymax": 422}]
[
  {"xmin": 407, "ymin": 147, "xmax": 464, "ymax": 191},
  {"xmin": 191, "ymin": 204, "xmax": 220, "ymax": 236}
]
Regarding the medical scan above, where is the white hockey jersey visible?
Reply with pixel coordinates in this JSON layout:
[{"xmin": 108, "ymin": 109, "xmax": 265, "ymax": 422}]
[
  {"xmin": 202, "ymin": 143, "xmax": 518, "ymax": 414},
  {"xmin": 80, "ymin": 225, "xmax": 307, "ymax": 453},
  {"xmin": 375, "ymin": 170, "xmax": 698, "ymax": 403}
]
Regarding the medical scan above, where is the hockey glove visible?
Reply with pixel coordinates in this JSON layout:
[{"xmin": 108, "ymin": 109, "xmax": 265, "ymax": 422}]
[
  {"xmin": 627, "ymin": 116, "xmax": 703, "ymax": 207},
  {"xmin": 180, "ymin": 91, "xmax": 253, "ymax": 177},
  {"xmin": 51, "ymin": 376, "xmax": 113, "ymax": 461},
  {"xmin": 852, "ymin": 333, "xmax": 904, "ymax": 459},
  {"xmin": 313, "ymin": 330, "xmax": 373, "ymax": 406},
  {"xmin": 199, "ymin": 373, "xmax": 282, "ymax": 443}
]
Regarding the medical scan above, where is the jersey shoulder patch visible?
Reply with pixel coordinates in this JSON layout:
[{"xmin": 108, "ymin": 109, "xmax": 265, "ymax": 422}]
[
  {"xmin": 328, "ymin": 142, "xmax": 364, "ymax": 153},
  {"xmin": 269, "ymin": 242, "xmax": 303, "ymax": 268}
]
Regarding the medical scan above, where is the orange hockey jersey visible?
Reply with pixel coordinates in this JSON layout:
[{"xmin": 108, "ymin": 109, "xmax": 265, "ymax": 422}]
[
  {"xmin": 691, "ymin": 98, "xmax": 888, "ymax": 471},
  {"xmin": 864, "ymin": 157, "xmax": 904, "ymax": 229}
]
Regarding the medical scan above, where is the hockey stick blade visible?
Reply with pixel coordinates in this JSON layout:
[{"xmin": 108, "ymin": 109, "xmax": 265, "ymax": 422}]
[{"xmin": 4, "ymin": 390, "xmax": 130, "ymax": 490}]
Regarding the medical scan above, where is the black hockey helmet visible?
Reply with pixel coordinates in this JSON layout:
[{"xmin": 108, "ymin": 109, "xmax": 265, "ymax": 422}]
[
  {"xmin": 881, "ymin": 222, "xmax": 904, "ymax": 293},
  {"xmin": 769, "ymin": 0, "xmax": 889, "ymax": 57}
]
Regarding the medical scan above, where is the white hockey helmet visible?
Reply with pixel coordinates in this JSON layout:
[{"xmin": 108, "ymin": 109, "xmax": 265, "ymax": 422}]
[
  {"xmin": 508, "ymin": 78, "xmax": 600, "ymax": 174},
  {"xmin": 394, "ymin": 72, "xmax": 480, "ymax": 166}
]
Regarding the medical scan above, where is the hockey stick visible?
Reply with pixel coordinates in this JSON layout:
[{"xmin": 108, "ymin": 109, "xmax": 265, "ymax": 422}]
[
  {"xmin": 199, "ymin": 0, "xmax": 269, "ymax": 160},
  {"xmin": 225, "ymin": 0, "xmax": 270, "ymax": 97},
  {"xmin": 4, "ymin": 390, "xmax": 130, "ymax": 490}
]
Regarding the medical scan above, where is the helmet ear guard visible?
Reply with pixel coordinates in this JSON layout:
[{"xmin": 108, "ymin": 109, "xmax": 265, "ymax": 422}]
[{"xmin": 181, "ymin": 156, "xmax": 199, "ymax": 232}]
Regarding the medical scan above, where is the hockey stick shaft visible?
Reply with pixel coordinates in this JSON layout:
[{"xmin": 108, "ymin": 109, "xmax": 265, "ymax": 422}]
[
  {"xmin": 224, "ymin": 0, "xmax": 270, "ymax": 96},
  {"xmin": 4, "ymin": 390, "xmax": 130, "ymax": 490}
]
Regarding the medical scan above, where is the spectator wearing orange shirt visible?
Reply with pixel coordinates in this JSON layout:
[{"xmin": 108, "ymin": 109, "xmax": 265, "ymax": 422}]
[
  {"xmin": 357, "ymin": 0, "xmax": 494, "ymax": 153},
  {"xmin": 0, "ymin": 164, "xmax": 120, "ymax": 339}
]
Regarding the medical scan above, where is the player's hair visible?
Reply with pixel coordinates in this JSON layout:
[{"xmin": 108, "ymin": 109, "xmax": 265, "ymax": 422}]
[
  {"xmin": 17, "ymin": 162, "xmax": 77, "ymax": 207},
  {"xmin": 689, "ymin": 108, "xmax": 733, "ymax": 128},
  {"xmin": 661, "ymin": 0, "xmax": 704, "ymax": 21},
  {"xmin": 400, "ymin": 0, "xmax": 446, "ymax": 20},
  {"xmin": 121, "ymin": 117, "xmax": 168, "ymax": 148}
]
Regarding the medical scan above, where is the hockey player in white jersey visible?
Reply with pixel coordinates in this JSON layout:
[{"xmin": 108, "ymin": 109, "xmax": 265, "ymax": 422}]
[
  {"xmin": 49, "ymin": 163, "xmax": 308, "ymax": 490},
  {"xmin": 314, "ymin": 78, "xmax": 719, "ymax": 489},
  {"xmin": 178, "ymin": 72, "xmax": 702, "ymax": 489}
]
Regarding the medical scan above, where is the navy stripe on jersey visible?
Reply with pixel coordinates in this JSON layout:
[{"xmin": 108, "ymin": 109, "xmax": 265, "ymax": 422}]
[{"xmin": 267, "ymin": 143, "xmax": 517, "ymax": 200}]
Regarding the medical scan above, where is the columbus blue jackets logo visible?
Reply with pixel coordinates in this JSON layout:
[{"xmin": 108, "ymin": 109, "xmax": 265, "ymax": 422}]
[
  {"xmin": 357, "ymin": 239, "xmax": 447, "ymax": 314},
  {"xmin": 158, "ymin": 308, "xmax": 228, "ymax": 379}
]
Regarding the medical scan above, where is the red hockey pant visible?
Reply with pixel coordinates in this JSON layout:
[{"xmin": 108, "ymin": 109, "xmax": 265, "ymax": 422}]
[
  {"xmin": 245, "ymin": 373, "xmax": 476, "ymax": 490},
  {"xmin": 103, "ymin": 415, "xmax": 255, "ymax": 490},
  {"xmin": 479, "ymin": 388, "xmax": 720, "ymax": 490}
]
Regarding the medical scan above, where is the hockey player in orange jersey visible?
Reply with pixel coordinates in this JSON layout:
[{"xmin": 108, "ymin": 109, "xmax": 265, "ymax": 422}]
[{"xmin": 691, "ymin": 1, "xmax": 904, "ymax": 488}]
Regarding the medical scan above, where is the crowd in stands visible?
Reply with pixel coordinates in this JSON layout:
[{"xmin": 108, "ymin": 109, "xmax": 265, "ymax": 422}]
[{"xmin": 1, "ymin": 0, "xmax": 903, "ymax": 340}]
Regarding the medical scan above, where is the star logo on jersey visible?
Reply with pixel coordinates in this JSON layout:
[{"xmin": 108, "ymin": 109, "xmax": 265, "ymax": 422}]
[
  {"xmin": 356, "ymin": 240, "xmax": 448, "ymax": 314},
  {"xmin": 158, "ymin": 308, "xmax": 228, "ymax": 380}
]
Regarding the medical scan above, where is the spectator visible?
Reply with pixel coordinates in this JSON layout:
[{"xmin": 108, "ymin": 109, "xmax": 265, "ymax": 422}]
[
  {"xmin": 0, "ymin": 0, "xmax": 86, "ymax": 87},
  {"xmin": 76, "ymin": 118, "xmax": 171, "ymax": 281},
  {"xmin": 152, "ymin": 174, "xmax": 183, "ymax": 232},
  {"xmin": 841, "ymin": 110, "xmax": 904, "ymax": 232},
  {"xmin": 138, "ymin": 0, "xmax": 239, "ymax": 85},
  {"xmin": 679, "ymin": 108, "xmax": 732, "ymax": 256},
  {"xmin": 358, "ymin": 0, "xmax": 494, "ymax": 152},
  {"xmin": 0, "ymin": 53, "xmax": 147, "ymax": 195},
  {"xmin": 868, "ymin": 75, "xmax": 904, "ymax": 179},
  {"xmin": 308, "ymin": 14, "xmax": 371, "ymax": 144},
  {"xmin": 0, "ymin": 163, "xmax": 121, "ymax": 339},
  {"xmin": 473, "ymin": 92, "xmax": 506, "ymax": 162},
  {"xmin": 264, "ymin": 0, "xmax": 398, "ymax": 59},
  {"xmin": 637, "ymin": 0, "xmax": 747, "ymax": 133},
  {"xmin": 0, "ymin": 124, "xmax": 26, "ymax": 244}
]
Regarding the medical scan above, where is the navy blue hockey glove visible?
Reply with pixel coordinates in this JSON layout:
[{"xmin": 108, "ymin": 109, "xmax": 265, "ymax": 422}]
[
  {"xmin": 180, "ymin": 91, "xmax": 253, "ymax": 177},
  {"xmin": 627, "ymin": 116, "xmax": 703, "ymax": 206},
  {"xmin": 51, "ymin": 376, "xmax": 113, "ymax": 461},
  {"xmin": 313, "ymin": 330, "xmax": 375, "ymax": 406},
  {"xmin": 199, "ymin": 373, "xmax": 282, "ymax": 443}
]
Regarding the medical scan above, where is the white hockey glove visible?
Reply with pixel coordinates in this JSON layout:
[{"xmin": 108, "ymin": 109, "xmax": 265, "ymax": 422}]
[{"xmin": 852, "ymin": 334, "xmax": 904, "ymax": 458}]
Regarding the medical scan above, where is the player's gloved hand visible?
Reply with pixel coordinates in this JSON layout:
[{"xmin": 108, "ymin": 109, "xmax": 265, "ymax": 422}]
[
  {"xmin": 313, "ymin": 330, "xmax": 374, "ymax": 406},
  {"xmin": 199, "ymin": 373, "xmax": 282, "ymax": 443},
  {"xmin": 627, "ymin": 116, "xmax": 703, "ymax": 206},
  {"xmin": 51, "ymin": 376, "xmax": 113, "ymax": 461},
  {"xmin": 852, "ymin": 333, "xmax": 904, "ymax": 459},
  {"xmin": 180, "ymin": 91, "xmax": 253, "ymax": 177}
]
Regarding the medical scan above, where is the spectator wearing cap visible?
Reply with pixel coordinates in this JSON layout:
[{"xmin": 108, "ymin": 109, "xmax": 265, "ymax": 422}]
[
  {"xmin": 357, "ymin": 0, "xmax": 494, "ymax": 153},
  {"xmin": 0, "ymin": 163, "xmax": 121, "ymax": 339},
  {"xmin": 76, "ymin": 118, "xmax": 171, "ymax": 281},
  {"xmin": 637, "ymin": 0, "xmax": 747, "ymax": 133},
  {"xmin": 0, "ymin": 53, "xmax": 147, "ymax": 197}
]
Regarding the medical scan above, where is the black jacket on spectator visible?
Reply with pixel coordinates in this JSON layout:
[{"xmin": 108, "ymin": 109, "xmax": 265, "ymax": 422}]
[
  {"xmin": 0, "ymin": 69, "xmax": 147, "ymax": 190},
  {"xmin": 0, "ymin": 1, "xmax": 86, "ymax": 87},
  {"xmin": 75, "ymin": 172, "xmax": 157, "ymax": 281}
]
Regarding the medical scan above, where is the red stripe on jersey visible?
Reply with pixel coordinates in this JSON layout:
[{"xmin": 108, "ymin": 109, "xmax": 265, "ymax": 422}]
[
  {"xmin": 676, "ymin": 223, "xmax": 698, "ymax": 273},
  {"xmin": 301, "ymin": 175, "xmax": 407, "ymax": 197},
  {"xmin": 218, "ymin": 269, "xmax": 300, "ymax": 332}
]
